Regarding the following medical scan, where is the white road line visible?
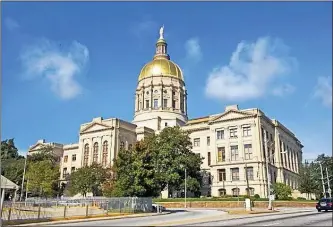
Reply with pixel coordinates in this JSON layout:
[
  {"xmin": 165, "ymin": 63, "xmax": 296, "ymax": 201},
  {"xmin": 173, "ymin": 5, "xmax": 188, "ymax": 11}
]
[{"xmin": 263, "ymin": 222, "xmax": 281, "ymax": 226}]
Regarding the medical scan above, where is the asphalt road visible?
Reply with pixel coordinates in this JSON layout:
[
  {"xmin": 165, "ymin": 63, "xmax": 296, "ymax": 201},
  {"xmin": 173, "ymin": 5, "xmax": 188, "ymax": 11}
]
[
  {"xmin": 47, "ymin": 209, "xmax": 332, "ymax": 226},
  {"xmin": 48, "ymin": 209, "xmax": 226, "ymax": 226},
  {"xmin": 188, "ymin": 210, "xmax": 333, "ymax": 226}
]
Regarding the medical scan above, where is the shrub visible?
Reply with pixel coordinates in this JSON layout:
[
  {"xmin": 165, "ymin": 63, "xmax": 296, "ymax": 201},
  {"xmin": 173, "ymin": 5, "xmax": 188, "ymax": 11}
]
[
  {"xmin": 297, "ymin": 197, "xmax": 306, "ymax": 200},
  {"xmin": 254, "ymin": 194, "xmax": 260, "ymax": 199}
]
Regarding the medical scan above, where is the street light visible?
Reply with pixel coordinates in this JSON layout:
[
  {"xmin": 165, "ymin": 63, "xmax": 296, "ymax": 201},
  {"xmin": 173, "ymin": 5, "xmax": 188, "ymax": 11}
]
[
  {"xmin": 20, "ymin": 153, "xmax": 28, "ymax": 201},
  {"xmin": 180, "ymin": 164, "xmax": 187, "ymax": 208}
]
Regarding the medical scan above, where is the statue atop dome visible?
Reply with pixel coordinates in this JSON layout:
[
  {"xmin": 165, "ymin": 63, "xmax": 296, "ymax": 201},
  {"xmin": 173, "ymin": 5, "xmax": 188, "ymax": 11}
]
[{"xmin": 159, "ymin": 25, "xmax": 164, "ymax": 39}]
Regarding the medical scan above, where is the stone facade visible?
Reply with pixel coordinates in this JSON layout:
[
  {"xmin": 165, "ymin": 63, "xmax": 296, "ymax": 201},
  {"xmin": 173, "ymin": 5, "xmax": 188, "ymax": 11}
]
[{"xmin": 27, "ymin": 28, "xmax": 303, "ymax": 199}]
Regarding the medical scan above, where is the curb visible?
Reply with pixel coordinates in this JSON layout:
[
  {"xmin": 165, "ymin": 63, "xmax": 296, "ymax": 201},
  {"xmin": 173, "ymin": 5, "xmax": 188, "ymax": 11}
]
[{"xmin": 9, "ymin": 212, "xmax": 172, "ymax": 226}]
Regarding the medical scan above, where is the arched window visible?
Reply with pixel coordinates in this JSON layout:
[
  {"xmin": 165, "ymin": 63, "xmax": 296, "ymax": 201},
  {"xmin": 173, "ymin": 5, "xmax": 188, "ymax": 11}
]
[
  {"xmin": 102, "ymin": 141, "xmax": 108, "ymax": 167},
  {"xmin": 218, "ymin": 188, "xmax": 226, "ymax": 197},
  {"xmin": 83, "ymin": 144, "xmax": 89, "ymax": 166},
  {"xmin": 93, "ymin": 142, "xmax": 99, "ymax": 163},
  {"xmin": 120, "ymin": 141, "xmax": 125, "ymax": 150},
  {"xmin": 232, "ymin": 188, "xmax": 240, "ymax": 197}
]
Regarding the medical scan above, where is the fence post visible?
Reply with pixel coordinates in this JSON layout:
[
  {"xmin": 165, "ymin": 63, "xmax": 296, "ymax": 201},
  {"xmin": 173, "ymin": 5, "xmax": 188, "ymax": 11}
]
[
  {"xmin": 63, "ymin": 205, "xmax": 67, "ymax": 218},
  {"xmin": 85, "ymin": 204, "xmax": 89, "ymax": 217},
  {"xmin": 37, "ymin": 204, "xmax": 41, "ymax": 219},
  {"xmin": 8, "ymin": 206, "xmax": 12, "ymax": 221},
  {"xmin": 118, "ymin": 199, "xmax": 121, "ymax": 214},
  {"xmin": 105, "ymin": 202, "xmax": 109, "ymax": 216}
]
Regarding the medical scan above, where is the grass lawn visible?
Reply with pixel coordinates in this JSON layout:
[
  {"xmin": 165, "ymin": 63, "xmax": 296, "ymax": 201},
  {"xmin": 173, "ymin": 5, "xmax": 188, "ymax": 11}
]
[{"xmin": 153, "ymin": 197, "xmax": 315, "ymax": 203}]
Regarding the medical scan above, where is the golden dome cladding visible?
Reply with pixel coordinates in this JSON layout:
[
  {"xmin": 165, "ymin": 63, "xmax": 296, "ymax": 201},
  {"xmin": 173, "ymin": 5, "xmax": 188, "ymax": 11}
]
[{"xmin": 138, "ymin": 58, "xmax": 184, "ymax": 81}]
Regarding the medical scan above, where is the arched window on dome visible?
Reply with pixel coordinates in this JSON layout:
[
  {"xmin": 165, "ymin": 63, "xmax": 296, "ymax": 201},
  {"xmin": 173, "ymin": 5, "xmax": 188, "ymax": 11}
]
[
  {"xmin": 93, "ymin": 142, "xmax": 99, "ymax": 163},
  {"xmin": 102, "ymin": 141, "xmax": 108, "ymax": 167},
  {"xmin": 83, "ymin": 144, "xmax": 89, "ymax": 166}
]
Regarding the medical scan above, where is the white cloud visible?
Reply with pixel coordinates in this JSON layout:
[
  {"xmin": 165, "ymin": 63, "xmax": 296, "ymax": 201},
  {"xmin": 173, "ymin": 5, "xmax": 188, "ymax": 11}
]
[
  {"xmin": 272, "ymin": 83, "xmax": 296, "ymax": 96},
  {"xmin": 5, "ymin": 17, "xmax": 19, "ymax": 31},
  {"xmin": 20, "ymin": 39, "xmax": 89, "ymax": 100},
  {"xmin": 185, "ymin": 37, "xmax": 202, "ymax": 62},
  {"xmin": 313, "ymin": 76, "xmax": 332, "ymax": 108},
  {"xmin": 205, "ymin": 37, "xmax": 295, "ymax": 102}
]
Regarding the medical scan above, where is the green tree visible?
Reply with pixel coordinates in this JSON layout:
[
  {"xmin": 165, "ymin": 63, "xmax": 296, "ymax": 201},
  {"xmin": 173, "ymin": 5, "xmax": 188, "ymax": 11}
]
[
  {"xmin": 298, "ymin": 162, "xmax": 317, "ymax": 199},
  {"xmin": 1, "ymin": 139, "xmax": 24, "ymax": 160},
  {"xmin": 272, "ymin": 182, "xmax": 292, "ymax": 200},
  {"xmin": 68, "ymin": 163, "xmax": 109, "ymax": 197},
  {"xmin": 109, "ymin": 126, "xmax": 204, "ymax": 197},
  {"xmin": 110, "ymin": 141, "xmax": 160, "ymax": 197},
  {"xmin": 26, "ymin": 145, "xmax": 60, "ymax": 198},
  {"xmin": 26, "ymin": 160, "xmax": 60, "ymax": 197},
  {"xmin": 1, "ymin": 139, "xmax": 26, "ymax": 196}
]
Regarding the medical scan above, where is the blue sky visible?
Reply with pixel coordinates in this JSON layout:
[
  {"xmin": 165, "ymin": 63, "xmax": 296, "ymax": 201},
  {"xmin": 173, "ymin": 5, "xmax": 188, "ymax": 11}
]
[{"xmin": 2, "ymin": 2, "xmax": 332, "ymax": 160}]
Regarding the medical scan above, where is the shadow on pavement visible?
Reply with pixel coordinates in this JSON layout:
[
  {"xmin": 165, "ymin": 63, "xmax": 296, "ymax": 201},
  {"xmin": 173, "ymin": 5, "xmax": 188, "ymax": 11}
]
[{"xmin": 166, "ymin": 209, "xmax": 188, "ymax": 213}]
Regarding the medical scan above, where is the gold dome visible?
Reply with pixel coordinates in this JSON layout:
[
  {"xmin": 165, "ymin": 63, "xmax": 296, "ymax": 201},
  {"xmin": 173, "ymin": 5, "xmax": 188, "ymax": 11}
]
[{"xmin": 138, "ymin": 58, "xmax": 184, "ymax": 81}]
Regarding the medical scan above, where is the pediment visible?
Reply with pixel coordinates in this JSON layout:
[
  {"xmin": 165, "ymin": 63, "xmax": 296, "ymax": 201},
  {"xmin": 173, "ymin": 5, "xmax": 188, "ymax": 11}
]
[
  {"xmin": 209, "ymin": 110, "xmax": 255, "ymax": 123},
  {"xmin": 80, "ymin": 122, "xmax": 113, "ymax": 134},
  {"xmin": 29, "ymin": 143, "xmax": 45, "ymax": 151}
]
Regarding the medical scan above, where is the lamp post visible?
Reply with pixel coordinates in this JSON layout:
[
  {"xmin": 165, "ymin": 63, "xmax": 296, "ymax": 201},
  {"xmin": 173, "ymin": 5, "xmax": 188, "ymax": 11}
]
[
  {"xmin": 20, "ymin": 154, "xmax": 28, "ymax": 201},
  {"xmin": 180, "ymin": 164, "xmax": 187, "ymax": 208}
]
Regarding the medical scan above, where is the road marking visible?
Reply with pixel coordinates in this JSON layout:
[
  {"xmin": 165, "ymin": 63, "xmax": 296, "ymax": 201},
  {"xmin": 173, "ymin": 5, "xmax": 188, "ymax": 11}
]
[{"xmin": 263, "ymin": 222, "xmax": 281, "ymax": 226}]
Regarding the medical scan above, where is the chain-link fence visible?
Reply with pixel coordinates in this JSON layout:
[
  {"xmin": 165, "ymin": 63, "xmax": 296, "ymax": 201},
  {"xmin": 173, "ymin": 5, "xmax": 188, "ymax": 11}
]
[{"xmin": 2, "ymin": 197, "xmax": 152, "ymax": 223}]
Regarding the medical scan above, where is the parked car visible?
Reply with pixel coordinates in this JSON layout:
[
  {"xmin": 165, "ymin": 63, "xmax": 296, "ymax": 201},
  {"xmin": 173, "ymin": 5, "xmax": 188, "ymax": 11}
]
[
  {"xmin": 152, "ymin": 203, "xmax": 166, "ymax": 212},
  {"xmin": 316, "ymin": 198, "xmax": 332, "ymax": 212}
]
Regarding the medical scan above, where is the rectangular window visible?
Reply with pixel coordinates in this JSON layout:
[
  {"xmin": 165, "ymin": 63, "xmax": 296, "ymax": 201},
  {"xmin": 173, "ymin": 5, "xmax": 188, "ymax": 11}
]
[
  {"xmin": 63, "ymin": 168, "xmax": 68, "ymax": 178},
  {"xmin": 270, "ymin": 133, "xmax": 273, "ymax": 142},
  {"xmin": 71, "ymin": 167, "xmax": 76, "ymax": 172},
  {"xmin": 207, "ymin": 136, "xmax": 210, "ymax": 146},
  {"xmin": 244, "ymin": 144, "xmax": 253, "ymax": 160},
  {"xmin": 217, "ymin": 147, "xmax": 225, "ymax": 162},
  {"xmin": 72, "ymin": 154, "xmax": 76, "ymax": 161},
  {"xmin": 153, "ymin": 99, "xmax": 158, "ymax": 109},
  {"xmin": 246, "ymin": 167, "xmax": 254, "ymax": 180},
  {"xmin": 230, "ymin": 145, "xmax": 239, "ymax": 161},
  {"xmin": 216, "ymin": 130, "xmax": 224, "ymax": 140},
  {"xmin": 163, "ymin": 99, "xmax": 168, "ymax": 108},
  {"xmin": 172, "ymin": 100, "xmax": 176, "ymax": 108},
  {"xmin": 243, "ymin": 127, "xmax": 251, "ymax": 137},
  {"xmin": 64, "ymin": 155, "xmax": 68, "ymax": 163},
  {"xmin": 231, "ymin": 168, "xmax": 239, "ymax": 181},
  {"xmin": 193, "ymin": 138, "xmax": 200, "ymax": 147},
  {"xmin": 145, "ymin": 100, "xmax": 150, "ymax": 109},
  {"xmin": 208, "ymin": 152, "xmax": 211, "ymax": 166},
  {"xmin": 230, "ymin": 128, "xmax": 238, "ymax": 138},
  {"xmin": 218, "ymin": 169, "xmax": 226, "ymax": 181}
]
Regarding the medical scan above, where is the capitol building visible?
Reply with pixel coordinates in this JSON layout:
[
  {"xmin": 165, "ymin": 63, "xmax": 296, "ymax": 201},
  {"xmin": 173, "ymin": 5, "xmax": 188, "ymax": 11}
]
[{"xmin": 28, "ymin": 28, "xmax": 303, "ymax": 199}]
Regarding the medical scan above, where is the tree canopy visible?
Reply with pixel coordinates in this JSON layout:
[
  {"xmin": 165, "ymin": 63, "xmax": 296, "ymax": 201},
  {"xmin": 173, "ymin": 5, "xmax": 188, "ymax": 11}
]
[
  {"xmin": 110, "ymin": 126, "xmax": 203, "ymax": 197},
  {"xmin": 25, "ymin": 145, "xmax": 60, "ymax": 198},
  {"xmin": 68, "ymin": 163, "xmax": 110, "ymax": 197}
]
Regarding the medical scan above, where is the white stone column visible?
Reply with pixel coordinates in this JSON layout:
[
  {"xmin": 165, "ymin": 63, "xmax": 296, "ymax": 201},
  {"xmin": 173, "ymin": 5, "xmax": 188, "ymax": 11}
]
[{"xmin": 99, "ymin": 136, "xmax": 103, "ymax": 164}]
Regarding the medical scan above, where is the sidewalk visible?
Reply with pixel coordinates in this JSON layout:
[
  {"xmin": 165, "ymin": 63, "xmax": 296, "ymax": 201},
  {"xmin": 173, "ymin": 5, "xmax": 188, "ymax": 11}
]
[{"xmin": 10, "ymin": 211, "xmax": 171, "ymax": 226}]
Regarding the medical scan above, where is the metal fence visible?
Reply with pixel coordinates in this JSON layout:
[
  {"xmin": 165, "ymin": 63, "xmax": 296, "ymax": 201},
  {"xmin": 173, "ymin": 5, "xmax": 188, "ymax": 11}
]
[{"xmin": 2, "ymin": 197, "xmax": 152, "ymax": 223}]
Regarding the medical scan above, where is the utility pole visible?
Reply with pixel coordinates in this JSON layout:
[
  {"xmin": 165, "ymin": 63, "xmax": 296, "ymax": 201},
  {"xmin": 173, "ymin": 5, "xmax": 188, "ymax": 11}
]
[
  {"xmin": 326, "ymin": 167, "xmax": 331, "ymax": 198},
  {"xmin": 319, "ymin": 163, "xmax": 326, "ymax": 198},
  {"xmin": 20, "ymin": 155, "xmax": 27, "ymax": 201},
  {"xmin": 184, "ymin": 168, "xmax": 187, "ymax": 208}
]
